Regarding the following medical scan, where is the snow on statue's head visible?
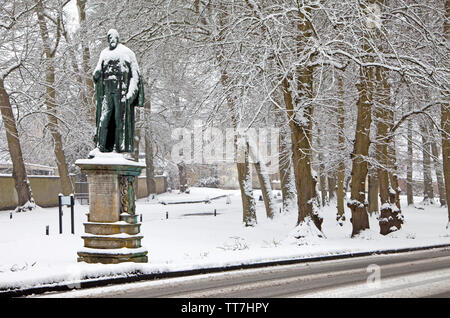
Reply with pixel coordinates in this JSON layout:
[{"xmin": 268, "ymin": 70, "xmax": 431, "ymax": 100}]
[{"xmin": 107, "ymin": 29, "xmax": 120, "ymax": 50}]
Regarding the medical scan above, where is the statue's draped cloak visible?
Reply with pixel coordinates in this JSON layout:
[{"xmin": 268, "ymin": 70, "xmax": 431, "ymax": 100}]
[{"xmin": 93, "ymin": 44, "xmax": 144, "ymax": 153}]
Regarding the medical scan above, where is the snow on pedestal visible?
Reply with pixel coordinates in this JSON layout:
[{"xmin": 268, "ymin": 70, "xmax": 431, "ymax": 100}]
[{"xmin": 75, "ymin": 151, "xmax": 148, "ymax": 264}]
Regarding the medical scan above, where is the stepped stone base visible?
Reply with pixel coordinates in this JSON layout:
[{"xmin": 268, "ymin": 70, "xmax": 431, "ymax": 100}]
[
  {"xmin": 75, "ymin": 154, "xmax": 147, "ymax": 264},
  {"xmin": 78, "ymin": 248, "xmax": 148, "ymax": 264},
  {"xmin": 83, "ymin": 221, "xmax": 141, "ymax": 235},
  {"xmin": 82, "ymin": 233, "xmax": 143, "ymax": 249}
]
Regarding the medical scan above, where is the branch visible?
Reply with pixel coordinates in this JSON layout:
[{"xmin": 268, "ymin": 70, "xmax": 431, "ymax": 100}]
[
  {"xmin": 0, "ymin": 61, "xmax": 22, "ymax": 80},
  {"xmin": 0, "ymin": 3, "xmax": 39, "ymax": 30},
  {"xmin": 388, "ymin": 101, "xmax": 441, "ymax": 138}
]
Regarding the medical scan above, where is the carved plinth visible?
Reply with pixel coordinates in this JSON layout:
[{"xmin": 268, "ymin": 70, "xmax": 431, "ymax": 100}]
[{"xmin": 75, "ymin": 154, "xmax": 147, "ymax": 264}]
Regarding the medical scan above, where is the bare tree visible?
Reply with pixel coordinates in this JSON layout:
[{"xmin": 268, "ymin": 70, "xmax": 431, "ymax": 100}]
[
  {"xmin": 0, "ymin": 1, "xmax": 38, "ymax": 211},
  {"xmin": 35, "ymin": 0, "xmax": 73, "ymax": 195},
  {"xmin": 0, "ymin": 67, "xmax": 34, "ymax": 210}
]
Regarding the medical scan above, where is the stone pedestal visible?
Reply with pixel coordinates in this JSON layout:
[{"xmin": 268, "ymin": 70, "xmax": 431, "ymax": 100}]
[{"xmin": 75, "ymin": 154, "xmax": 148, "ymax": 264}]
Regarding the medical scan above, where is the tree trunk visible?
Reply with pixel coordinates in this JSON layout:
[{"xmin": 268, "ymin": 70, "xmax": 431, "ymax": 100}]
[
  {"xmin": 374, "ymin": 67, "xmax": 403, "ymax": 235},
  {"xmin": 277, "ymin": 7, "xmax": 323, "ymax": 234},
  {"xmin": 421, "ymin": 123, "xmax": 434, "ymax": 204},
  {"xmin": 76, "ymin": 0, "xmax": 95, "ymax": 124},
  {"xmin": 282, "ymin": 77, "xmax": 322, "ymax": 232},
  {"xmin": 406, "ymin": 114, "xmax": 414, "ymax": 205},
  {"xmin": 431, "ymin": 141, "xmax": 447, "ymax": 207},
  {"xmin": 368, "ymin": 171, "xmax": 379, "ymax": 215},
  {"xmin": 236, "ymin": 133, "xmax": 257, "ymax": 226},
  {"xmin": 348, "ymin": 64, "xmax": 373, "ymax": 236},
  {"xmin": 248, "ymin": 142, "xmax": 275, "ymax": 219},
  {"xmin": 348, "ymin": 0, "xmax": 387, "ymax": 236},
  {"xmin": 143, "ymin": 97, "xmax": 156, "ymax": 195},
  {"xmin": 216, "ymin": 6, "xmax": 256, "ymax": 226},
  {"xmin": 220, "ymin": 68, "xmax": 257, "ymax": 226},
  {"xmin": 388, "ymin": 145, "xmax": 402, "ymax": 211},
  {"xmin": 61, "ymin": 23, "xmax": 90, "ymax": 125},
  {"xmin": 0, "ymin": 78, "xmax": 33, "ymax": 209},
  {"xmin": 237, "ymin": 161, "xmax": 257, "ymax": 226},
  {"xmin": 336, "ymin": 74, "xmax": 346, "ymax": 224},
  {"xmin": 317, "ymin": 128, "xmax": 328, "ymax": 207},
  {"xmin": 328, "ymin": 173, "xmax": 336, "ymax": 203},
  {"xmin": 278, "ymin": 122, "xmax": 295, "ymax": 212},
  {"xmin": 442, "ymin": 0, "xmax": 450, "ymax": 225},
  {"xmin": 177, "ymin": 162, "xmax": 187, "ymax": 192},
  {"xmin": 144, "ymin": 131, "xmax": 156, "ymax": 195},
  {"xmin": 253, "ymin": 161, "xmax": 275, "ymax": 219},
  {"xmin": 36, "ymin": 2, "xmax": 73, "ymax": 195},
  {"xmin": 133, "ymin": 107, "xmax": 141, "ymax": 196},
  {"xmin": 442, "ymin": 98, "xmax": 450, "ymax": 223}
]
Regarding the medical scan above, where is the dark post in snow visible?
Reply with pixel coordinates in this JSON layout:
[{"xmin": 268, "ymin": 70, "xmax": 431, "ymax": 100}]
[
  {"xmin": 58, "ymin": 194, "xmax": 63, "ymax": 234},
  {"xmin": 70, "ymin": 194, "xmax": 75, "ymax": 235}
]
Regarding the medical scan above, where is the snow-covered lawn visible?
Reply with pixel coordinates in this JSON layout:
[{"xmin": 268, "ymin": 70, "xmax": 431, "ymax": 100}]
[{"xmin": 0, "ymin": 187, "xmax": 449, "ymax": 291}]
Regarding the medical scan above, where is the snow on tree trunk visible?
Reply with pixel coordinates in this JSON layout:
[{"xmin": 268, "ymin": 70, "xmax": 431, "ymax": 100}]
[
  {"xmin": 278, "ymin": 122, "xmax": 296, "ymax": 212},
  {"xmin": 237, "ymin": 139, "xmax": 257, "ymax": 227}
]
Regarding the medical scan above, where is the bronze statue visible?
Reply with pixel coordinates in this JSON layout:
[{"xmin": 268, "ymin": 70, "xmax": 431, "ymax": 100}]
[{"xmin": 92, "ymin": 29, "xmax": 144, "ymax": 153}]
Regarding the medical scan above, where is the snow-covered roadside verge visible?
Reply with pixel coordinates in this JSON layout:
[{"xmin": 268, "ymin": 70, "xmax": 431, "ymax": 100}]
[
  {"xmin": 2, "ymin": 243, "xmax": 450, "ymax": 297},
  {"xmin": 0, "ymin": 188, "xmax": 449, "ymax": 295}
]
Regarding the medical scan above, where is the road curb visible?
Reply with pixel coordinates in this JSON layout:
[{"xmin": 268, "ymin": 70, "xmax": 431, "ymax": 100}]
[{"xmin": 2, "ymin": 243, "xmax": 450, "ymax": 298}]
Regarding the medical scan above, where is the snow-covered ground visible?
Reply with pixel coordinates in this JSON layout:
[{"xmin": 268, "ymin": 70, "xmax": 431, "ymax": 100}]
[{"xmin": 0, "ymin": 187, "xmax": 449, "ymax": 291}]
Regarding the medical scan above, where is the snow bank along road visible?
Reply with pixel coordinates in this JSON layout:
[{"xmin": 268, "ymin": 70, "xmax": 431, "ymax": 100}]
[{"xmin": 39, "ymin": 247, "xmax": 450, "ymax": 298}]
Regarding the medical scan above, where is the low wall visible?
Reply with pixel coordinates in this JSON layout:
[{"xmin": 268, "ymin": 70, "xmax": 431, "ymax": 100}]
[
  {"xmin": 0, "ymin": 175, "xmax": 17, "ymax": 210},
  {"xmin": 0, "ymin": 175, "xmax": 73, "ymax": 210},
  {"xmin": 0, "ymin": 174, "xmax": 167, "ymax": 210},
  {"xmin": 136, "ymin": 175, "xmax": 167, "ymax": 198}
]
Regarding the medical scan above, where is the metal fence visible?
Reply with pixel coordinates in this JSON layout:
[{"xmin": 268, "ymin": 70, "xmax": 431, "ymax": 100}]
[{"xmin": 74, "ymin": 182, "xmax": 89, "ymax": 205}]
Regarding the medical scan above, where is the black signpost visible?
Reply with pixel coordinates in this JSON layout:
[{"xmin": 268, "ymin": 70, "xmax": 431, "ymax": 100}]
[
  {"xmin": 58, "ymin": 194, "xmax": 75, "ymax": 234},
  {"xmin": 58, "ymin": 195, "xmax": 63, "ymax": 234}
]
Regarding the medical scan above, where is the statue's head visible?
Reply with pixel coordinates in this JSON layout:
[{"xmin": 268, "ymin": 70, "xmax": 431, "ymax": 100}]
[{"xmin": 107, "ymin": 29, "xmax": 120, "ymax": 50}]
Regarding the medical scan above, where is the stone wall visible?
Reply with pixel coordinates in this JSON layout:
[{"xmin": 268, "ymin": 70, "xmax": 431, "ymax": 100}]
[
  {"xmin": 0, "ymin": 175, "xmax": 17, "ymax": 210},
  {"xmin": 0, "ymin": 174, "xmax": 167, "ymax": 210},
  {"xmin": 0, "ymin": 175, "xmax": 75, "ymax": 210},
  {"xmin": 136, "ymin": 175, "xmax": 167, "ymax": 198}
]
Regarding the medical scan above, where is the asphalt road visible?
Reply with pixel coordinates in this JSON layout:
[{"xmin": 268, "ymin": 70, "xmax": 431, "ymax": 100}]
[{"xmin": 40, "ymin": 247, "xmax": 450, "ymax": 298}]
